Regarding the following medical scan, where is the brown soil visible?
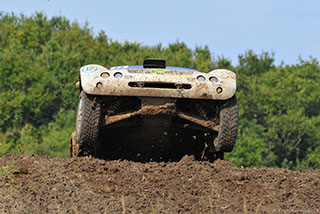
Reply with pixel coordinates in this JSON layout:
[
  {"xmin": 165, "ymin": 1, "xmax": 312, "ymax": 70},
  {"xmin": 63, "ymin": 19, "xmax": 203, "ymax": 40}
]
[{"xmin": 0, "ymin": 154, "xmax": 319, "ymax": 214}]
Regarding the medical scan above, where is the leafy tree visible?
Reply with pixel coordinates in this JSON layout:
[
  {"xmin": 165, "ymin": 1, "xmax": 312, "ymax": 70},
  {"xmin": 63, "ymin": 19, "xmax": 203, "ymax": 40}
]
[
  {"xmin": 193, "ymin": 46, "xmax": 213, "ymax": 72},
  {"xmin": 0, "ymin": 12, "xmax": 319, "ymax": 170}
]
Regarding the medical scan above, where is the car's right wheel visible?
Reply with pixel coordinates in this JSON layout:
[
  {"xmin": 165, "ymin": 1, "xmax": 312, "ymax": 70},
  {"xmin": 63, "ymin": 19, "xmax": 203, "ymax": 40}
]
[
  {"xmin": 75, "ymin": 90, "xmax": 102, "ymax": 157},
  {"xmin": 214, "ymin": 95, "xmax": 239, "ymax": 153}
]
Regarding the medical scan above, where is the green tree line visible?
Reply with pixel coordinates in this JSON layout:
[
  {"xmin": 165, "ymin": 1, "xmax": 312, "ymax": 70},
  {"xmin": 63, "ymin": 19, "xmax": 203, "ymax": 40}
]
[{"xmin": 0, "ymin": 12, "xmax": 319, "ymax": 170}]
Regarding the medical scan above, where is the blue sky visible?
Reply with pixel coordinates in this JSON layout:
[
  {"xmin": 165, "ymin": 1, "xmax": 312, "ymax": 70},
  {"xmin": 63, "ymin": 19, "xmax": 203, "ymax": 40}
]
[{"xmin": 2, "ymin": 0, "xmax": 320, "ymax": 65}]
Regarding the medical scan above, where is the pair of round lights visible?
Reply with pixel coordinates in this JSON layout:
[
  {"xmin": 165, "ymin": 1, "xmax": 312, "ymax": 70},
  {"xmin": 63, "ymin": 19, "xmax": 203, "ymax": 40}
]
[
  {"xmin": 196, "ymin": 76, "xmax": 218, "ymax": 83},
  {"xmin": 102, "ymin": 72, "xmax": 218, "ymax": 83},
  {"xmin": 100, "ymin": 72, "xmax": 123, "ymax": 79}
]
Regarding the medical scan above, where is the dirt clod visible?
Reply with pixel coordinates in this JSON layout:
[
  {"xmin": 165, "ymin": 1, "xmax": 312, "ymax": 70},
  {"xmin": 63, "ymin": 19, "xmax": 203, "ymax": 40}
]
[{"xmin": 0, "ymin": 154, "xmax": 319, "ymax": 213}]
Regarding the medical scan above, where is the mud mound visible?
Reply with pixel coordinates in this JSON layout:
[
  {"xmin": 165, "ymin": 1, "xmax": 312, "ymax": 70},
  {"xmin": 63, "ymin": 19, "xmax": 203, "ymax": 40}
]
[{"xmin": 0, "ymin": 154, "xmax": 319, "ymax": 213}]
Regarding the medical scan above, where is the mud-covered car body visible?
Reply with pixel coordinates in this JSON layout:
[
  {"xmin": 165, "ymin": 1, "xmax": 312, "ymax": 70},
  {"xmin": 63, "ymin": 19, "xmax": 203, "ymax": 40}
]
[
  {"xmin": 71, "ymin": 60, "xmax": 238, "ymax": 161},
  {"xmin": 80, "ymin": 64, "xmax": 236, "ymax": 100}
]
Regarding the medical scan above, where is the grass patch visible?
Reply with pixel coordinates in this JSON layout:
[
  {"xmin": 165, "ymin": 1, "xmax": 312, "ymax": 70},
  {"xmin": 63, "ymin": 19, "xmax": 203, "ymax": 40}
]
[{"xmin": 0, "ymin": 165, "xmax": 19, "ymax": 186}]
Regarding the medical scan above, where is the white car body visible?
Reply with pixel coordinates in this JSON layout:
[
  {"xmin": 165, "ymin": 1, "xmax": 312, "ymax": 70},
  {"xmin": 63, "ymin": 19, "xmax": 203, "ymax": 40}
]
[{"xmin": 79, "ymin": 64, "xmax": 236, "ymax": 100}]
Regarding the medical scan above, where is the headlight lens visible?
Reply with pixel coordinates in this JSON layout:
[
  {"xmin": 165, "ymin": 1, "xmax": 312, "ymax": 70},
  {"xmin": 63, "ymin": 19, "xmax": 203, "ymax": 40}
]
[
  {"xmin": 100, "ymin": 72, "xmax": 110, "ymax": 78},
  {"xmin": 96, "ymin": 82, "xmax": 103, "ymax": 88},
  {"xmin": 209, "ymin": 76, "xmax": 218, "ymax": 83},
  {"xmin": 197, "ymin": 75, "xmax": 205, "ymax": 82},
  {"xmin": 114, "ymin": 72, "xmax": 123, "ymax": 79}
]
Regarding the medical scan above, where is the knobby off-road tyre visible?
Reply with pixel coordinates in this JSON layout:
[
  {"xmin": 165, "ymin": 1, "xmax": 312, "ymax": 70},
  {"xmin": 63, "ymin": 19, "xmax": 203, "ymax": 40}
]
[
  {"xmin": 214, "ymin": 95, "xmax": 238, "ymax": 153},
  {"xmin": 74, "ymin": 90, "xmax": 102, "ymax": 157}
]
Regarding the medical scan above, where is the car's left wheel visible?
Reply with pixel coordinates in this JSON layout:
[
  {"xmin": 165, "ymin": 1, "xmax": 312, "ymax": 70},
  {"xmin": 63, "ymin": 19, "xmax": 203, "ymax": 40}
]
[{"xmin": 74, "ymin": 90, "xmax": 102, "ymax": 157}]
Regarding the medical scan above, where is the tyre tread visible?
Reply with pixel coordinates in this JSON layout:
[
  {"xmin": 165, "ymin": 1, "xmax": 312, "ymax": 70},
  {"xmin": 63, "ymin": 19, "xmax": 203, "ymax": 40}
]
[
  {"xmin": 77, "ymin": 91, "xmax": 101, "ymax": 156},
  {"xmin": 215, "ymin": 95, "xmax": 238, "ymax": 152}
]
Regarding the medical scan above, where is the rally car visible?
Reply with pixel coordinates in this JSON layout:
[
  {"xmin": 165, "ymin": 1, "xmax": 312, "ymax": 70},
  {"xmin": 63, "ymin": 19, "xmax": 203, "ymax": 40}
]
[{"xmin": 70, "ymin": 59, "xmax": 238, "ymax": 161}]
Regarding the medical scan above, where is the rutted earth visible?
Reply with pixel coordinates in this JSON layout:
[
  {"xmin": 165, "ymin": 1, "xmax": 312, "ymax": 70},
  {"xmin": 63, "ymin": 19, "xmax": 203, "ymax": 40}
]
[{"xmin": 0, "ymin": 154, "xmax": 319, "ymax": 214}]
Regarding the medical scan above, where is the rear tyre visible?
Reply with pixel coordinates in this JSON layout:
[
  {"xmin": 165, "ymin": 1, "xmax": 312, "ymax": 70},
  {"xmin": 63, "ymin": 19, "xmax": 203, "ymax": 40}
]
[
  {"xmin": 214, "ymin": 95, "xmax": 238, "ymax": 153},
  {"xmin": 75, "ymin": 90, "xmax": 102, "ymax": 157}
]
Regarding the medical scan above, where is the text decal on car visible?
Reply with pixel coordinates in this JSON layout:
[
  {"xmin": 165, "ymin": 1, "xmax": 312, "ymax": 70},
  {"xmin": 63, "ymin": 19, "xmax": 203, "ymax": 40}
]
[
  {"xmin": 128, "ymin": 69, "xmax": 192, "ymax": 75},
  {"xmin": 81, "ymin": 65, "xmax": 98, "ymax": 73}
]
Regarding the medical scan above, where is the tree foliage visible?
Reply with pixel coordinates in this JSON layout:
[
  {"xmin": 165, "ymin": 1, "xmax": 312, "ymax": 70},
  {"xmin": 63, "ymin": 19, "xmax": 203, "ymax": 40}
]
[{"xmin": 0, "ymin": 12, "xmax": 319, "ymax": 169}]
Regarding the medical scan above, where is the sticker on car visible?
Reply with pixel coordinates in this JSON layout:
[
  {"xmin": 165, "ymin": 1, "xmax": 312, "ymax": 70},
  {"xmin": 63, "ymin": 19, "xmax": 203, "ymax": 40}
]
[{"xmin": 81, "ymin": 65, "xmax": 98, "ymax": 73}]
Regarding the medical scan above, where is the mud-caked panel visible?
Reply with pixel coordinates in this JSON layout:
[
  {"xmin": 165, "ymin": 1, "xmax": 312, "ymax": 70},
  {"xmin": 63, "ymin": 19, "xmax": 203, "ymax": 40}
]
[{"xmin": 80, "ymin": 64, "xmax": 236, "ymax": 100}]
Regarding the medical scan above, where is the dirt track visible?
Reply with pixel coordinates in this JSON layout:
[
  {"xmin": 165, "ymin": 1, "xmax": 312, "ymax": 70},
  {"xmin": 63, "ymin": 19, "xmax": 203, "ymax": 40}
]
[{"xmin": 0, "ymin": 154, "xmax": 319, "ymax": 214}]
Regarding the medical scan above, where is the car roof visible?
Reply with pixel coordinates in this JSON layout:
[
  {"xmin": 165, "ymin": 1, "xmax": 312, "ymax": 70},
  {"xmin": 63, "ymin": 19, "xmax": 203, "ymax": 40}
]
[{"xmin": 110, "ymin": 65, "xmax": 200, "ymax": 72}]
